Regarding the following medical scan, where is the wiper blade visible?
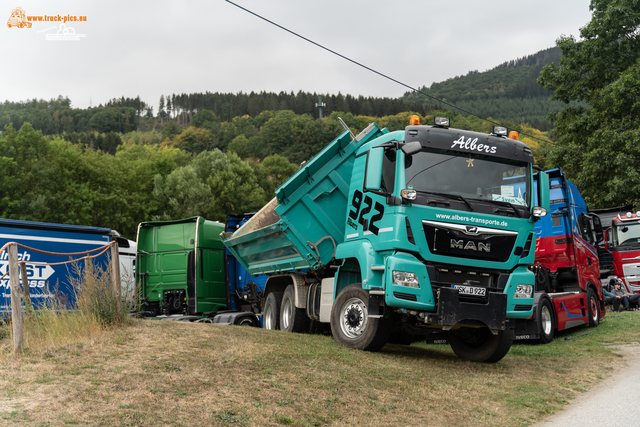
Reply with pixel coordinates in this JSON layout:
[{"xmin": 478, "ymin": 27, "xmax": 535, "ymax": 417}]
[
  {"xmin": 473, "ymin": 198, "xmax": 522, "ymax": 218},
  {"xmin": 418, "ymin": 191, "xmax": 474, "ymax": 212}
]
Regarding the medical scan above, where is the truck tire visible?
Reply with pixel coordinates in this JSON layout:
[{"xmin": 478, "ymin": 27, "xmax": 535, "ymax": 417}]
[
  {"xmin": 263, "ymin": 292, "xmax": 283, "ymax": 330},
  {"xmin": 280, "ymin": 285, "xmax": 310, "ymax": 333},
  {"xmin": 587, "ymin": 288, "xmax": 600, "ymax": 327},
  {"xmin": 448, "ymin": 328, "xmax": 514, "ymax": 363},
  {"xmin": 236, "ymin": 316, "xmax": 258, "ymax": 327},
  {"xmin": 330, "ymin": 283, "xmax": 392, "ymax": 352},
  {"xmin": 537, "ymin": 298, "xmax": 555, "ymax": 344}
]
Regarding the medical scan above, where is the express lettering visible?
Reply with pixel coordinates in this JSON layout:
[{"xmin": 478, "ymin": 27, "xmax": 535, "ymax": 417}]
[{"xmin": 451, "ymin": 136, "xmax": 497, "ymax": 154}]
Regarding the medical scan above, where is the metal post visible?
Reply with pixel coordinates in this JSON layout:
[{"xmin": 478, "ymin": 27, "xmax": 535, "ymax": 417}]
[
  {"xmin": 8, "ymin": 244, "xmax": 23, "ymax": 353},
  {"xmin": 315, "ymin": 95, "xmax": 326, "ymax": 119},
  {"xmin": 111, "ymin": 242, "xmax": 122, "ymax": 313}
]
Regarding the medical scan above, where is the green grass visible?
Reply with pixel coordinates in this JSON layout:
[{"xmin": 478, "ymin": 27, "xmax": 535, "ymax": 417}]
[{"xmin": 0, "ymin": 311, "xmax": 638, "ymax": 426}]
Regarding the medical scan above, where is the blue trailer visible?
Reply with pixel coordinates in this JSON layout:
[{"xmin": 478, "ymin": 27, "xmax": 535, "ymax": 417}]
[{"xmin": 0, "ymin": 219, "xmax": 121, "ymax": 313}]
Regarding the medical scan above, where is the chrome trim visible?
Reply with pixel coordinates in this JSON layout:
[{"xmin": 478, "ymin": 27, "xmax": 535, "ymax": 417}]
[{"xmin": 422, "ymin": 220, "xmax": 517, "ymax": 236}]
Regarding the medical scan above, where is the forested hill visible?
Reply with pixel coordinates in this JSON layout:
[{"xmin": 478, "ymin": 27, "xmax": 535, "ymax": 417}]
[
  {"xmin": 0, "ymin": 92, "xmax": 436, "ymax": 138},
  {"xmin": 403, "ymin": 47, "xmax": 566, "ymax": 130}
]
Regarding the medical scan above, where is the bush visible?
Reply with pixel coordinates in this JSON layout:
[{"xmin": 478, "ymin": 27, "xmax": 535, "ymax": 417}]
[{"xmin": 70, "ymin": 257, "xmax": 129, "ymax": 327}]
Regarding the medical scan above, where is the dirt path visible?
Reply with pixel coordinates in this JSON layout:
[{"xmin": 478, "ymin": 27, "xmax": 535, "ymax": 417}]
[{"xmin": 532, "ymin": 344, "xmax": 640, "ymax": 426}]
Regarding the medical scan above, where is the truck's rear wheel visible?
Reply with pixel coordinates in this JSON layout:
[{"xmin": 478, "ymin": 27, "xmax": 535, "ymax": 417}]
[
  {"xmin": 537, "ymin": 298, "xmax": 555, "ymax": 344},
  {"xmin": 280, "ymin": 285, "xmax": 310, "ymax": 333},
  {"xmin": 448, "ymin": 328, "xmax": 514, "ymax": 363},
  {"xmin": 587, "ymin": 288, "xmax": 600, "ymax": 327},
  {"xmin": 263, "ymin": 292, "xmax": 283, "ymax": 330},
  {"xmin": 330, "ymin": 283, "xmax": 392, "ymax": 351}
]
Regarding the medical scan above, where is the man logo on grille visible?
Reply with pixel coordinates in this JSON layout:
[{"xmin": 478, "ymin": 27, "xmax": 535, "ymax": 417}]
[
  {"xmin": 451, "ymin": 239, "xmax": 491, "ymax": 252},
  {"xmin": 465, "ymin": 226, "xmax": 479, "ymax": 235}
]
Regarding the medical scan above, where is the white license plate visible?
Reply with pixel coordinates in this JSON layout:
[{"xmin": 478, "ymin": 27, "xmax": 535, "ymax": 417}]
[{"xmin": 453, "ymin": 285, "xmax": 486, "ymax": 296}]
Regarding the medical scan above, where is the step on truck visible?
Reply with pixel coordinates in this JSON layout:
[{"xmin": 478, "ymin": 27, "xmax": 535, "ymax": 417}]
[
  {"xmin": 592, "ymin": 205, "xmax": 640, "ymax": 295},
  {"xmin": 223, "ymin": 116, "xmax": 551, "ymax": 363},
  {"xmin": 136, "ymin": 215, "xmax": 267, "ymax": 325},
  {"xmin": 516, "ymin": 168, "xmax": 606, "ymax": 343}
]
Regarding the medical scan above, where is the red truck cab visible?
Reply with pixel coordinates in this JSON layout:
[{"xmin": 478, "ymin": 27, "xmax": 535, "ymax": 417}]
[{"xmin": 593, "ymin": 207, "xmax": 640, "ymax": 294}]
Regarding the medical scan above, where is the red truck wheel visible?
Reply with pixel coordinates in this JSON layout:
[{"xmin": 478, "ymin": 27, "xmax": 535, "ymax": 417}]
[
  {"xmin": 587, "ymin": 288, "xmax": 600, "ymax": 327},
  {"xmin": 537, "ymin": 298, "xmax": 555, "ymax": 344},
  {"xmin": 330, "ymin": 283, "xmax": 392, "ymax": 351}
]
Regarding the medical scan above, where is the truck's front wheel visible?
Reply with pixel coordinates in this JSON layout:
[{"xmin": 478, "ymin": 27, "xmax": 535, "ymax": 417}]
[
  {"xmin": 448, "ymin": 327, "xmax": 514, "ymax": 363},
  {"xmin": 330, "ymin": 283, "xmax": 392, "ymax": 351},
  {"xmin": 587, "ymin": 288, "xmax": 600, "ymax": 327},
  {"xmin": 537, "ymin": 298, "xmax": 555, "ymax": 344},
  {"xmin": 263, "ymin": 292, "xmax": 283, "ymax": 330}
]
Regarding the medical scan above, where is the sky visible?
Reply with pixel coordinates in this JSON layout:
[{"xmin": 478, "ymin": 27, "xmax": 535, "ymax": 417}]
[{"xmin": 1, "ymin": 0, "xmax": 594, "ymax": 111}]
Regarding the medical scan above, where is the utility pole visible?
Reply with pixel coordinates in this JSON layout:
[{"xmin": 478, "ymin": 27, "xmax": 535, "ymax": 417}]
[{"xmin": 315, "ymin": 95, "xmax": 326, "ymax": 119}]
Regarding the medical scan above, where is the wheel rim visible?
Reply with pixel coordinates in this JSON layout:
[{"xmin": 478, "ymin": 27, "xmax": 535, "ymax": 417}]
[
  {"xmin": 590, "ymin": 296, "xmax": 598, "ymax": 322},
  {"xmin": 282, "ymin": 298, "xmax": 292, "ymax": 330},
  {"xmin": 239, "ymin": 318, "xmax": 253, "ymax": 326},
  {"xmin": 264, "ymin": 303, "xmax": 275, "ymax": 329},
  {"xmin": 541, "ymin": 305, "xmax": 552, "ymax": 335},
  {"xmin": 339, "ymin": 297, "xmax": 368, "ymax": 339}
]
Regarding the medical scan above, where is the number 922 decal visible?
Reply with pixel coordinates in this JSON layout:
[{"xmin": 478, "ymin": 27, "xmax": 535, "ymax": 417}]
[{"xmin": 347, "ymin": 190, "xmax": 385, "ymax": 235}]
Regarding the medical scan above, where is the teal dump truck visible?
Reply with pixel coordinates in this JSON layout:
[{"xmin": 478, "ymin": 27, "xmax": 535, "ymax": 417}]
[{"xmin": 223, "ymin": 117, "xmax": 550, "ymax": 362}]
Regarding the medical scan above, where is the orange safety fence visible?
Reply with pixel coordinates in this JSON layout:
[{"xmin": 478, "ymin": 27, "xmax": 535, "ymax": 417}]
[{"xmin": 0, "ymin": 241, "xmax": 116, "ymax": 281}]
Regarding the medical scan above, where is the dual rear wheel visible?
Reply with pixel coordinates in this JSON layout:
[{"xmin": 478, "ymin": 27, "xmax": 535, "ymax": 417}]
[{"xmin": 263, "ymin": 285, "xmax": 309, "ymax": 333}]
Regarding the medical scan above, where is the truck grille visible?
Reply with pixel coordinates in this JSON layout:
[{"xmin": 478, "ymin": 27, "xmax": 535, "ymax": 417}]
[{"xmin": 423, "ymin": 220, "xmax": 517, "ymax": 262}]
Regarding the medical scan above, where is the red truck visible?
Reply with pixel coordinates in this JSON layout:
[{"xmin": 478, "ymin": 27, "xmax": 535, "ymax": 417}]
[
  {"xmin": 592, "ymin": 205, "xmax": 640, "ymax": 295},
  {"xmin": 514, "ymin": 168, "xmax": 606, "ymax": 343}
]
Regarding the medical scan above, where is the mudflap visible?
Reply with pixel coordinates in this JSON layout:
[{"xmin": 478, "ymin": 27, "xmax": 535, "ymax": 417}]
[
  {"xmin": 512, "ymin": 318, "xmax": 540, "ymax": 341},
  {"xmin": 438, "ymin": 287, "xmax": 507, "ymax": 334},
  {"xmin": 424, "ymin": 331, "xmax": 449, "ymax": 345}
]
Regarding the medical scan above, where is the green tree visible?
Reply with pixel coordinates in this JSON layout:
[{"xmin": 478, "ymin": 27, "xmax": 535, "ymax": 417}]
[
  {"xmin": 255, "ymin": 154, "xmax": 299, "ymax": 195},
  {"xmin": 153, "ymin": 150, "xmax": 266, "ymax": 221},
  {"xmin": 227, "ymin": 134, "xmax": 249, "ymax": 158},
  {"xmin": 538, "ymin": 0, "xmax": 640, "ymax": 207},
  {"xmin": 162, "ymin": 126, "xmax": 213, "ymax": 153},
  {"xmin": 161, "ymin": 121, "xmax": 183, "ymax": 141}
]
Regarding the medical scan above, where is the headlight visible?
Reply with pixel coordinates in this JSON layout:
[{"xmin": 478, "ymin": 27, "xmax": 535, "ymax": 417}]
[
  {"xmin": 401, "ymin": 189, "xmax": 417, "ymax": 200},
  {"xmin": 514, "ymin": 284, "xmax": 533, "ymax": 298},
  {"xmin": 393, "ymin": 271, "xmax": 420, "ymax": 288}
]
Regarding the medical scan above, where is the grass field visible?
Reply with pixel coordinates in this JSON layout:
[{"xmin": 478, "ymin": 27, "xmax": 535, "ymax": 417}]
[{"xmin": 0, "ymin": 311, "xmax": 638, "ymax": 427}]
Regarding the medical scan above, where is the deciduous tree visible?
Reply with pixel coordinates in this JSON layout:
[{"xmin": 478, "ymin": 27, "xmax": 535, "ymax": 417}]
[{"xmin": 538, "ymin": 0, "xmax": 640, "ymax": 207}]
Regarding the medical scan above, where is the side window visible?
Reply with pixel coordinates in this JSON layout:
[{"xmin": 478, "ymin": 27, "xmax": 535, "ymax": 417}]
[
  {"xmin": 381, "ymin": 149, "xmax": 396, "ymax": 193},
  {"xmin": 579, "ymin": 214, "xmax": 594, "ymax": 245}
]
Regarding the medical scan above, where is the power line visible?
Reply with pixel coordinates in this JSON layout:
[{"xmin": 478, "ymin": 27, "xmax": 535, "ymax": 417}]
[{"xmin": 224, "ymin": 0, "xmax": 552, "ymax": 145}]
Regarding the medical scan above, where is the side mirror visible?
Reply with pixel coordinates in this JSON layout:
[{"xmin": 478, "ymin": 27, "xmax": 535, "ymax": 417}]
[
  {"xmin": 604, "ymin": 228, "xmax": 610, "ymax": 251},
  {"xmin": 592, "ymin": 214, "xmax": 604, "ymax": 243},
  {"xmin": 364, "ymin": 147, "xmax": 384, "ymax": 191},
  {"xmin": 401, "ymin": 140, "xmax": 422, "ymax": 156},
  {"xmin": 534, "ymin": 171, "xmax": 550, "ymax": 218}
]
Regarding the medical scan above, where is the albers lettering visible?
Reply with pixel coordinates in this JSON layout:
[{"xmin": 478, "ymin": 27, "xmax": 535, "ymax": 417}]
[
  {"xmin": 451, "ymin": 136, "xmax": 497, "ymax": 154},
  {"xmin": 450, "ymin": 239, "xmax": 491, "ymax": 252}
]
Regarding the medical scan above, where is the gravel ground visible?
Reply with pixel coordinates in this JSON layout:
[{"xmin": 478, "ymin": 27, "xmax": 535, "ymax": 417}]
[{"xmin": 532, "ymin": 344, "xmax": 640, "ymax": 427}]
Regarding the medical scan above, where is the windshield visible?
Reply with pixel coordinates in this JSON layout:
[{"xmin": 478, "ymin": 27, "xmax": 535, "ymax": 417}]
[
  {"xmin": 405, "ymin": 149, "xmax": 530, "ymax": 210},
  {"xmin": 613, "ymin": 222, "xmax": 640, "ymax": 248}
]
